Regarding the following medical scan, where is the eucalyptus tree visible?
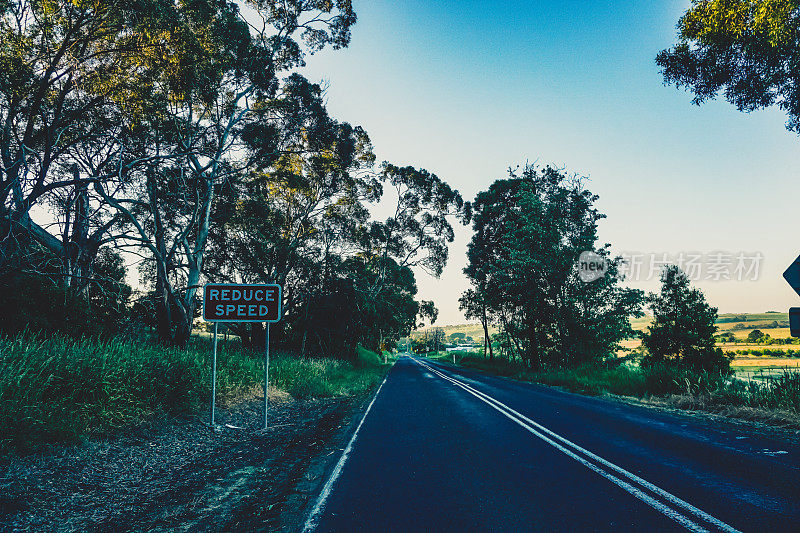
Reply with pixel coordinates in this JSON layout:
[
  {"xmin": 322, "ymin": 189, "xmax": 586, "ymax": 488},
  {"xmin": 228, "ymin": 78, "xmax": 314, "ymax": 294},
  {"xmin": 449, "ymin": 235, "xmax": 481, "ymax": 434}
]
[
  {"xmin": 657, "ymin": 0, "xmax": 800, "ymax": 131},
  {"xmin": 203, "ymin": 79, "xmax": 379, "ymax": 351},
  {"xmin": 459, "ymin": 288, "xmax": 493, "ymax": 358},
  {"xmin": 0, "ymin": 0, "xmax": 171, "ymax": 273},
  {"xmin": 334, "ymin": 163, "xmax": 468, "ymax": 355},
  {"xmin": 90, "ymin": 0, "xmax": 357, "ymax": 345},
  {"xmin": 364, "ymin": 164, "xmax": 470, "ymax": 284}
]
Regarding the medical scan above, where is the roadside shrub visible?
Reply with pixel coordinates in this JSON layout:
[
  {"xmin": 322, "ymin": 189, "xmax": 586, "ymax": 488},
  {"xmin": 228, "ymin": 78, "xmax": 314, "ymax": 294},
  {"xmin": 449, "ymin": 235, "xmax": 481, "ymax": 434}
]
[
  {"xmin": 0, "ymin": 333, "xmax": 238, "ymax": 451},
  {"xmin": 766, "ymin": 373, "xmax": 800, "ymax": 411},
  {"xmin": 640, "ymin": 364, "xmax": 728, "ymax": 396},
  {"xmin": 641, "ymin": 364, "xmax": 686, "ymax": 395},
  {"xmin": 0, "ymin": 249, "xmax": 131, "ymax": 339},
  {"xmin": 0, "ymin": 332, "xmax": 386, "ymax": 453},
  {"xmin": 641, "ymin": 266, "xmax": 731, "ymax": 374}
]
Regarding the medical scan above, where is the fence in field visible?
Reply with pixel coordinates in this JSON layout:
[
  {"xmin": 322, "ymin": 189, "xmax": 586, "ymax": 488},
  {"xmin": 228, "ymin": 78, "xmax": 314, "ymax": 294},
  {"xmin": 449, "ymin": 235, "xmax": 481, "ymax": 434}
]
[{"xmin": 736, "ymin": 364, "xmax": 800, "ymax": 383}]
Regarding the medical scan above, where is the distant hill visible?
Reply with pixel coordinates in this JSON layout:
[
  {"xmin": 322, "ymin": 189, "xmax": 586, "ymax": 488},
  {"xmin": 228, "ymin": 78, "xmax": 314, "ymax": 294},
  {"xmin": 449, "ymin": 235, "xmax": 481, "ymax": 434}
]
[{"xmin": 411, "ymin": 323, "xmax": 496, "ymax": 343}]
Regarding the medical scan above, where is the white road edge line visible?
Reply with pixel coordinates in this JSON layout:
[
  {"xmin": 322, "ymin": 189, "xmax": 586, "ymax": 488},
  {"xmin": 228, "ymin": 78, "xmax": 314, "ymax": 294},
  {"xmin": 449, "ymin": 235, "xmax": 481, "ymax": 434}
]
[
  {"xmin": 302, "ymin": 375, "xmax": 388, "ymax": 533},
  {"xmin": 414, "ymin": 358, "xmax": 741, "ymax": 533}
]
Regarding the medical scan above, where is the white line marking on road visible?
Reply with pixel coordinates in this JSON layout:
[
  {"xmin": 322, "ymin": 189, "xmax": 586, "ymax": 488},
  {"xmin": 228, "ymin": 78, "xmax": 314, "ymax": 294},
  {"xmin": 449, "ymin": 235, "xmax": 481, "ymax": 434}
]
[
  {"xmin": 302, "ymin": 375, "xmax": 388, "ymax": 532},
  {"xmin": 413, "ymin": 358, "xmax": 741, "ymax": 533}
]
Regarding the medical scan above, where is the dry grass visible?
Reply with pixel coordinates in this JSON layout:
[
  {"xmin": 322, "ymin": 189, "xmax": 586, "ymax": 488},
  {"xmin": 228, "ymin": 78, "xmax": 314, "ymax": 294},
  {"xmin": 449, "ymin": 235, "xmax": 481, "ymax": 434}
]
[
  {"xmin": 646, "ymin": 395, "xmax": 800, "ymax": 429},
  {"xmin": 731, "ymin": 358, "xmax": 800, "ymax": 368}
]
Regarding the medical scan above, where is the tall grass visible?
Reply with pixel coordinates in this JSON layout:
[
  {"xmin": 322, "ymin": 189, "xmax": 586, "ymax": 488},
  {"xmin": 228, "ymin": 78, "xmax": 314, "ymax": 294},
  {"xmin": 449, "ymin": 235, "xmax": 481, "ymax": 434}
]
[
  {"xmin": 0, "ymin": 333, "xmax": 386, "ymax": 452},
  {"xmin": 453, "ymin": 354, "xmax": 800, "ymax": 415},
  {"xmin": 270, "ymin": 346, "xmax": 386, "ymax": 399},
  {"xmin": 455, "ymin": 355, "xmax": 646, "ymax": 396}
]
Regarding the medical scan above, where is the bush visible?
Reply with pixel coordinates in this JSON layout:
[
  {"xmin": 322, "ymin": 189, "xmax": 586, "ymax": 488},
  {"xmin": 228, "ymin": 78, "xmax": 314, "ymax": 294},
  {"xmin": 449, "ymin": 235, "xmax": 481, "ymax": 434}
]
[
  {"xmin": 642, "ymin": 266, "xmax": 731, "ymax": 374},
  {"xmin": 0, "ymin": 251, "xmax": 131, "ymax": 339},
  {"xmin": 767, "ymin": 373, "xmax": 800, "ymax": 411}
]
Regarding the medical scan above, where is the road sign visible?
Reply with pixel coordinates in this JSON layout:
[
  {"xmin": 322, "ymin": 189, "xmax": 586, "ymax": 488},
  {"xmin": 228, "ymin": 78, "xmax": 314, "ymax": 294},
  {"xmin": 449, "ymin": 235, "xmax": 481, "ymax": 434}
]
[
  {"xmin": 784, "ymin": 257, "xmax": 800, "ymax": 338},
  {"xmin": 790, "ymin": 308, "xmax": 800, "ymax": 337},
  {"xmin": 783, "ymin": 256, "xmax": 800, "ymax": 297},
  {"xmin": 203, "ymin": 283, "xmax": 281, "ymax": 322},
  {"xmin": 203, "ymin": 283, "xmax": 282, "ymax": 430}
]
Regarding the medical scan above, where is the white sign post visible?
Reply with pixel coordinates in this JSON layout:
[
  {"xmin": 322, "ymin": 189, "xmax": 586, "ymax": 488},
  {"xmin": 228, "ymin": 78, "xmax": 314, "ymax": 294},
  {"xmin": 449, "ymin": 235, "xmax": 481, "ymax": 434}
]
[{"xmin": 203, "ymin": 283, "xmax": 282, "ymax": 429}]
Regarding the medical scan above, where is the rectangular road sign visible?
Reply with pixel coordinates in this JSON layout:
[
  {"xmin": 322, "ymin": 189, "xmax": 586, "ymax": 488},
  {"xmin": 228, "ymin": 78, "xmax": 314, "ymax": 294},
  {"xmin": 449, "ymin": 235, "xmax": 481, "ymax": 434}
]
[
  {"xmin": 203, "ymin": 283, "xmax": 281, "ymax": 322},
  {"xmin": 791, "ymin": 308, "xmax": 800, "ymax": 338}
]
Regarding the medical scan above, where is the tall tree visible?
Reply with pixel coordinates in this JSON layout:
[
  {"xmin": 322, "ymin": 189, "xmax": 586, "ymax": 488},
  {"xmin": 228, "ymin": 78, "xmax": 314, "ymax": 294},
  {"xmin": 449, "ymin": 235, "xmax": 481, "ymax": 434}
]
[
  {"xmin": 204, "ymin": 96, "xmax": 379, "ymax": 352},
  {"xmin": 657, "ymin": 0, "xmax": 800, "ymax": 131},
  {"xmin": 0, "ymin": 0, "xmax": 170, "ymax": 271},
  {"xmin": 459, "ymin": 288, "xmax": 493, "ymax": 359},
  {"xmin": 90, "ymin": 0, "xmax": 357, "ymax": 345},
  {"xmin": 463, "ymin": 165, "xmax": 643, "ymax": 368}
]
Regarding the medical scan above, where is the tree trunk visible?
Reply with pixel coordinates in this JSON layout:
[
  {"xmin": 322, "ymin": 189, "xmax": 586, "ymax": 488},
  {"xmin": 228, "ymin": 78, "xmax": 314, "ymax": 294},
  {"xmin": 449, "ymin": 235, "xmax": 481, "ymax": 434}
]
[
  {"xmin": 154, "ymin": 264, "xmax": 173, "ymax": 345},
  {"xmin": 482, "ymin": 303, "xmax": 493, "ymax": 359}
]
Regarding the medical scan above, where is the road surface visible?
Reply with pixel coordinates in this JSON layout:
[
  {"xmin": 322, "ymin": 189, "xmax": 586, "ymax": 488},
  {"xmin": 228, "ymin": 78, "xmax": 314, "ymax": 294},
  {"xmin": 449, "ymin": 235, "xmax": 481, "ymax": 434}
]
[{"xmin": 303, "ymin": 356, "xmax": 800, "ymax": 532}]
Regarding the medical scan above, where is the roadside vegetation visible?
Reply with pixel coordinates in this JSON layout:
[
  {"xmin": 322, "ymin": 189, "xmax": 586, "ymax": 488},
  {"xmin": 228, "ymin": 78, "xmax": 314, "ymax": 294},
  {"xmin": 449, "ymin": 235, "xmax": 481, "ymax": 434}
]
[
  {"xmin": 446, "ymin": 354, "xmax": 800, "ymax": 419},
  {"xmin": 0, "ymin": 333, "xmax": 388, "ymax": 454},
  {"xmin": 431, "ymin": 265, "xmax": 800, "ymax": 426},
  {"xmin": 433, "ymin": 166, "xmax": 800, "ymax": 426},
  {"xmin": 0, "ymin": 0, "xmax": 455, "ymax": 455}
]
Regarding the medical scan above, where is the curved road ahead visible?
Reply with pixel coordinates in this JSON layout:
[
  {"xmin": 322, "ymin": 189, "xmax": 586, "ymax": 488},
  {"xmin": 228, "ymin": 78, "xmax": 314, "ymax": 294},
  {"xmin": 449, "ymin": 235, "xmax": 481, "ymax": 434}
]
[{"xmin": 304, "ymin": 356, "xmax": 800, "ymax": 532}]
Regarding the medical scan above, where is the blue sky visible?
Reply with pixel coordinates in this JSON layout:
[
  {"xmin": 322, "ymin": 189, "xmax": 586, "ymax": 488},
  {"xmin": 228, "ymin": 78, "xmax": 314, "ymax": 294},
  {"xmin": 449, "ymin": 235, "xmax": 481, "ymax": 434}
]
[{"xmin": 300, "ymin": 0, "xmax": 800, "ymax": 324}]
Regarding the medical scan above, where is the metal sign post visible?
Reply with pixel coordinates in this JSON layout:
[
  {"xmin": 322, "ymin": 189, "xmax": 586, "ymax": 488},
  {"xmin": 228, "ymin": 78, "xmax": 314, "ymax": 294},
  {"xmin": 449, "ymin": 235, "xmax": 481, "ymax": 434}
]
[
  {"xmin": 203, "ymin": 283, "xmax": 282, "ymax": 430},
  {"xmin": 211, "ymin": 322, "xmax": 219, "ymax": 426},
  {"xmin": 264, "ymin": 324, "xmax": 270, "ymax": 430}
]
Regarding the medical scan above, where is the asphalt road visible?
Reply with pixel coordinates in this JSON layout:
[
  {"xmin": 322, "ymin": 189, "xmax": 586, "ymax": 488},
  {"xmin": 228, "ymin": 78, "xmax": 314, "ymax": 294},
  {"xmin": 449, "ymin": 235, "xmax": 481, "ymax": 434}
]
[{"xmin": 303, "ymin": 356, "xmax": 800, "ymax": 532}]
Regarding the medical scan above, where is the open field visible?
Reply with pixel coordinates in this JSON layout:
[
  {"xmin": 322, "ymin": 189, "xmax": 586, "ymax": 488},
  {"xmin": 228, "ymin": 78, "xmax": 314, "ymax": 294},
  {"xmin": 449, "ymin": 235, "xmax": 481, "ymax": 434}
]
[
  {"xmin": 732, "ymin": 358, "xmax": 800, "ymax": 368},
  {"xmin": 412, "ymin": 323, "xmax": 496, "ymax": 342},
  {"xmin": 423, "ymin": 313, "xmax": 800, "ymax": 371},
  {"xmin": 719, "ymin": 327, "xmax": 791, "ymax": 338}
]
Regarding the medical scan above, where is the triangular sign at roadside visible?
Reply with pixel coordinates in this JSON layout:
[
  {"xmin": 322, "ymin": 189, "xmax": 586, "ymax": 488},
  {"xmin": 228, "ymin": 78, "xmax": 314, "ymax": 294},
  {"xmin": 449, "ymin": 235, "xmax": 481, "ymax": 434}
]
[{"xmin": 783, "ymin": 255, "xmax": 800, "ymax": 297}]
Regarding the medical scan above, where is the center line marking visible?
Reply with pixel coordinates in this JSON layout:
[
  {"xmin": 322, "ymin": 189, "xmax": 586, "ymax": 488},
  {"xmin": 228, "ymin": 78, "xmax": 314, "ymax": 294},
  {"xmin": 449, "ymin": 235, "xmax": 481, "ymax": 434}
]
[{"xmin": 413, "ymin": 357, "xmax": 740, "ymax": 533}]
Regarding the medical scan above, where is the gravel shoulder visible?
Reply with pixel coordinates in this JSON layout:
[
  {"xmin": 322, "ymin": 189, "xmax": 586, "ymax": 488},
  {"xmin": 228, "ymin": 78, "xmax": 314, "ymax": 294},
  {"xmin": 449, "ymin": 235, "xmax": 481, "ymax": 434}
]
[{"xmin": 0, "ymin": 388, "xmax": 371, "ymax": 532}]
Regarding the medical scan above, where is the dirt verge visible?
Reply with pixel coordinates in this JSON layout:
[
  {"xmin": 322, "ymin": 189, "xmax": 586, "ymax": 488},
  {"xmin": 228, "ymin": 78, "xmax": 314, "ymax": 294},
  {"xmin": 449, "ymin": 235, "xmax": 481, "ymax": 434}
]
[{"xmin": 0, "ymin": 389, "xmax": 370, "ymax": 532}]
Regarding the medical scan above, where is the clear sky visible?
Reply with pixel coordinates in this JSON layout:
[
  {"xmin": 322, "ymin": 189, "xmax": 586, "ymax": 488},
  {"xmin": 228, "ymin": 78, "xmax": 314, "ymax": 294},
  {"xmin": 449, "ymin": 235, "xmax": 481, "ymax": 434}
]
[{"xmin": 299, "ymin": 0, "xmax": 800, "ymax": 325}]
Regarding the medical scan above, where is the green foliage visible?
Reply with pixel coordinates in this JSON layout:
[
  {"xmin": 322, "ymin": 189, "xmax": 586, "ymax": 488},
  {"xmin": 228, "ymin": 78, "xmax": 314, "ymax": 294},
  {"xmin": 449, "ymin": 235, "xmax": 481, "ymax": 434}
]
[
  {"xmin": 747, "ymin": 329, "xmax": 765, "ymax": 342},
  {"xmin": 657, "ymin": 0, "xmax": 800, "ymax": 132},
  {"xmin": 640, "ymin": 363, "xmax": 729, "ymax": 396},
  {"xmin": 642, "ymin": 266, "xmax": 732, "ymax": 374},
  {"xmin": 0, "ymin": 247, "xmax": 131, "ymax": 338},
  {"xmin": 270, "ymin": 349, "xmax": 385, "ymax": 399},
  {"xmin": 717, "ymin": 314, "xmax": 748, "ymax": 323},
  {"xmin": 0, "ymin": 333, "xmax": 216, "ymax": 452},
  {"xmin": 462, "ymin": 165, "xmax": 643, "ymax": 368},
  {"xmin": 456, "ymin": 354, "xmax": 647, "ymax": 396},
  {"xmin": 0, "ymin": 332, "xmax": 386, "ymax": 453},
  {"xmin": 455, "ymin": 354, "xmax": 800, "ymax": 417}
]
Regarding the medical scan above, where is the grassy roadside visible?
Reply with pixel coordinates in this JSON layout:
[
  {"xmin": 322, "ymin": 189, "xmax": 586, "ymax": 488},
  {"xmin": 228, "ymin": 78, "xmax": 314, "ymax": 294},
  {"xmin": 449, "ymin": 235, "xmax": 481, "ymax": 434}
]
[
  {"xmin": 0, "ymin": 333, "xmax": 390, "ymax": 453},
  {"xmin": 434, "ymin": 352, "xmax": 800, "ymax": 428}
]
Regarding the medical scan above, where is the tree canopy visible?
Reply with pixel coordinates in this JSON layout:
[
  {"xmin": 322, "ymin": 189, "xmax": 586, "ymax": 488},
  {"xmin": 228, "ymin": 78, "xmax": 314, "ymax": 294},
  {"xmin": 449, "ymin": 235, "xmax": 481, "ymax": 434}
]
[
  {"xmin": 641, "ymin": 265, "xmax": 731, "ymax": 374},
  {"xmin": 657, "ymin": 0, "xmax": 800, "ymax": 131},
  {"xmin": 462, "ymin": 165, "xmax": 643, "ymax": 369},
  {"xmin": 0, "ymin": 0, "xmax": 464, "ymax": 358}
]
